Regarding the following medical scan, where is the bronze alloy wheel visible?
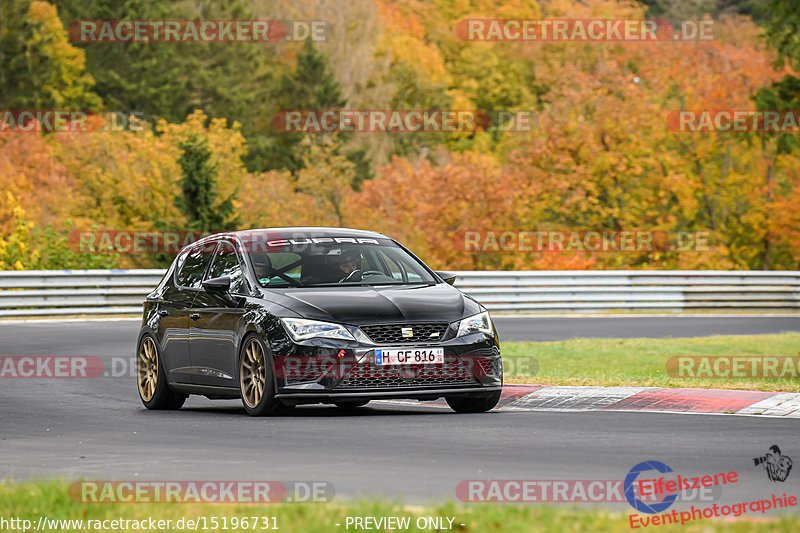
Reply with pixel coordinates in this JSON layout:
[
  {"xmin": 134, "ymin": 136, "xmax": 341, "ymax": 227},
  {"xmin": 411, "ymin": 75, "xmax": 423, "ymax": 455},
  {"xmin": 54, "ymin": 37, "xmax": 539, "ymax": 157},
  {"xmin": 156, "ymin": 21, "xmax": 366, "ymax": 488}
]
[
  {"xmin": 137, "ymin": 336, "xmax": 159, "ymax": 402},
  {"xmin": 240, "ymin": 338, "xmax": 266, "ymax": 408}
]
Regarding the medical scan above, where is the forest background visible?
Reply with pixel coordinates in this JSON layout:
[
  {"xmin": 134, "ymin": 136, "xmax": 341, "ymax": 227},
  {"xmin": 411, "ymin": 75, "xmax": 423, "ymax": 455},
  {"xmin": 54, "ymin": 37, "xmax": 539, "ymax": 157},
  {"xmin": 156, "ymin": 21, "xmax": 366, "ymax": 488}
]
[{"xmin": 1, "ymin": 0, "xmax": 799, "ymax": 272}]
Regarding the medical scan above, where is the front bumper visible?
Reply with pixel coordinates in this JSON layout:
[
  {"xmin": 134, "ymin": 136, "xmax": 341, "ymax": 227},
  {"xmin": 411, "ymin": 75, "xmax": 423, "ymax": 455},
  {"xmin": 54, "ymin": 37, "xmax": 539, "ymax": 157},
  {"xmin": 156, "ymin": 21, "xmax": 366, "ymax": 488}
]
[
  {"xmin": 268, "ymin": 327, "xmax": 503, "ymax": 403},
  {"xmin": 276, "ymin": 386, "xmax": 502, "ymax": 403}
]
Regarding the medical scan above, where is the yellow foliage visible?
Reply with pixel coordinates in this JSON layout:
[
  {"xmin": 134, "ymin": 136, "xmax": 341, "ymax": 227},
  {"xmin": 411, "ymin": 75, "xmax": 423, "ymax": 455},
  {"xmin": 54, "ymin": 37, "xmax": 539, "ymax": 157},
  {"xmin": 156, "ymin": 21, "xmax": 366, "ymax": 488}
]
[
  {"xmin": 51, "ymin": 110, "xmax": 248, "ymax": 234},
  {"xmin": 0, "ymin": 193, "xmax": 40, "ymax": 270}
]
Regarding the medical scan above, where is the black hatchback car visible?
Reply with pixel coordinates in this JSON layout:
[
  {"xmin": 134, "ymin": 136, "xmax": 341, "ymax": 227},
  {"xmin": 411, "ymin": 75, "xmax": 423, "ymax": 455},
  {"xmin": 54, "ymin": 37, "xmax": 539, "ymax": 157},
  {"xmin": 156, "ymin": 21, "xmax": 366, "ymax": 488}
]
[{"xmin": 137, "ymin": 227, "xmax": 503, "ymax": 415}]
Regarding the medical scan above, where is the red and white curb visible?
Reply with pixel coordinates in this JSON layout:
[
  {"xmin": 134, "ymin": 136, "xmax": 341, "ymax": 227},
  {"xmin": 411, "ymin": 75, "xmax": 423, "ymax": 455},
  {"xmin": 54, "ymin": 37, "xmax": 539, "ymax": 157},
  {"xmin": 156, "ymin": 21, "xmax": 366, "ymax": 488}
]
[
  {"xmin": 501, "ymin": 385, "xmax": 800, "ymax": 417},
  {"xmin": 381, "ymin": 384, "xmax": 800, "ymax": 417}
]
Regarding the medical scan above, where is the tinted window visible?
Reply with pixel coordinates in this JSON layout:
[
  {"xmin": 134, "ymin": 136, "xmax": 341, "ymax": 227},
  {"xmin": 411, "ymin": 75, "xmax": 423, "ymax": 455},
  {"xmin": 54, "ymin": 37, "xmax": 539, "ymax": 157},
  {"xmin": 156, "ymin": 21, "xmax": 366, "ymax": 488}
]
[
  {"xmin": 375, "ymin": 248, "xmax": 423, "ymax": 282},
  {"xmin": 254, "ymin": 252, "xmax": 301, "ymax": 286},
  {"xmin": 175, "ymin": 242, "xmax": 215, "ymax": 289},
  {"xmin": 206, "ymin": 241, "xmax": 245, "ymax": 294},
  {"xmin": 376, "ymin": 249, "xmax": 421, "ymax": 282},
  {"xmin": 241, "ymin": 233, "xmax": 435, "ymax": 288}
]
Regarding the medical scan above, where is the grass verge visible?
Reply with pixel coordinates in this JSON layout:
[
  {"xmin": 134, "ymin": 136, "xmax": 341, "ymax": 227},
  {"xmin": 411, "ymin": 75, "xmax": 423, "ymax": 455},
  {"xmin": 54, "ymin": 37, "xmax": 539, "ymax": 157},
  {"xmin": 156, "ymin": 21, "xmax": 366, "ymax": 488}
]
[
  {"xmin": 501, "ymin": 333, "xmax": 800, "ymax": 392},
  {"xmin": 1, "ymin": 480, "xmax": 798, "ymax": 533}
]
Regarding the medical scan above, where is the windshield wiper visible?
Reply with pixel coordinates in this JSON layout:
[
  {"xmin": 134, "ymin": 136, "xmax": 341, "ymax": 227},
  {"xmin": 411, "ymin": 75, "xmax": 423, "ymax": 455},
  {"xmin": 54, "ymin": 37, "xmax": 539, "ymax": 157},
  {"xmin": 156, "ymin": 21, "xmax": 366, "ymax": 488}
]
[
  {"xmin": 301, "ymin": 281, "xmax": 432, "ymax": 288},
  {"xmin": 363, "ymin": 281, "xmax": 430, "ymax": 285}
]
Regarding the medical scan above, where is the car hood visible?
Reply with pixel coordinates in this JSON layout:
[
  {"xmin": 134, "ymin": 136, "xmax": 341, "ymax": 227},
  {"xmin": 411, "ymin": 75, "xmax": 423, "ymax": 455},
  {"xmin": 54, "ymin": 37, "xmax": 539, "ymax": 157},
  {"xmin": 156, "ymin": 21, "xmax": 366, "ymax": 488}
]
[{"xmin": 263, "ymin": 283, "xmax": 480, "ymax": 324}]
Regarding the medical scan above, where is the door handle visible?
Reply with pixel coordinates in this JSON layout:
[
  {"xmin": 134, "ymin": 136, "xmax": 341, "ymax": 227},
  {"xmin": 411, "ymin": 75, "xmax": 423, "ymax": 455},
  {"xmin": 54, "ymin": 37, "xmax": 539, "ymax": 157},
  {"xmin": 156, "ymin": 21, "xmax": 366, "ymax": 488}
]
[
  {"xmin": 157, "ymin": 309, "xmax": 169, "ymax": 317},
  {"xmin": 189, "ymin": 313, "xmax": 201, "ymax": 320}
]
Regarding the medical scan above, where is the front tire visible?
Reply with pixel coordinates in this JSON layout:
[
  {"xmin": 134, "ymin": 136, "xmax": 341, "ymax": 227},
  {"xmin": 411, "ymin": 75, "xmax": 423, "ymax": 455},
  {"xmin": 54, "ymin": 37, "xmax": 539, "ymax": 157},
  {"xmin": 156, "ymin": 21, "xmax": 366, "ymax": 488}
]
[
  {"xmin": 238, "ymin": 334, "xmax": 286, "ymax": 416},
  {"xmin": 137, "ymin": 335, "xmax": 186, "ymax": 410},
  {"xmin": 446, "ymin": 390, "xmax": 501, "ymax": 413}
]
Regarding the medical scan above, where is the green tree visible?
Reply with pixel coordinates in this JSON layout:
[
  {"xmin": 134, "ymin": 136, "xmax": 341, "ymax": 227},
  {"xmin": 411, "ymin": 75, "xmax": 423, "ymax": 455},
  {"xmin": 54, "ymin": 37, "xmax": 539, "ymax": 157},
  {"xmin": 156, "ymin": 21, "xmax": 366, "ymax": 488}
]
[
  {"xmin": 751, "ymin": 0, "xmax": 800, "ymax": 149},
  {"xmin": 295, "ymin": 136, "xmax": 357, "ymax": 227},
  {"xmin": 0, "ymin": 0, "xmax": 101, "ymax": 110},
  {"xmin": 33, "ymin": 221, "xmax": 123, "ymax": 269},
  {"xmin": 266, "ymin": 38, "xmax": 372, "ymax": 186},
  {"xmin": 175, "ymin": 135, "xmax": 239, "ymax": 232},
  {"xmin": 639, "ymin": 0, "xmax": 771, "ymax": 20},
  {"xmin": 760, "ymin": 0, "xmax": 800, "ymax": 69},
  {"xmin": 57, "ymin": 0, "xmax": 275, "ymax": 171},
  {"xmin": 753, "ymin": 76, "xmax": 800, "ymax": 154},
  {"xmin": 752, "ymin": 0, "xmax": 800, "ymax": 205},
  {"xmin": 750, "ymin": 0, "xmax": 800, "ymax": 268}
]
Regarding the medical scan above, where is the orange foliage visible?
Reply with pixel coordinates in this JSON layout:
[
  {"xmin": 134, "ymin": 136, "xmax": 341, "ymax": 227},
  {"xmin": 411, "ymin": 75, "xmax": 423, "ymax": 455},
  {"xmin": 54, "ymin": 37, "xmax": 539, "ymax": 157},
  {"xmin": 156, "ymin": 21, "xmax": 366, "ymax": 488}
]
[
  {"xmin": 347, "ymin": 152, "xmax": 596, "ymax": 270},
  {"xmin": 0, "ymin": 131, "xmax": 79, "ymax": 234}
]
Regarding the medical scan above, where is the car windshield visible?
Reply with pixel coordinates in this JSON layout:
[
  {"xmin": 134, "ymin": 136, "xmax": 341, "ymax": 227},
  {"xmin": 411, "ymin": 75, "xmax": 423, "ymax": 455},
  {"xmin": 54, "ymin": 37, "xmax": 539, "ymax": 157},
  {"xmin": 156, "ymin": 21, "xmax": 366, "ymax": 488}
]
[{"xmin": 242, "ymin": 234, "xmax": 437, "ymax": 288}]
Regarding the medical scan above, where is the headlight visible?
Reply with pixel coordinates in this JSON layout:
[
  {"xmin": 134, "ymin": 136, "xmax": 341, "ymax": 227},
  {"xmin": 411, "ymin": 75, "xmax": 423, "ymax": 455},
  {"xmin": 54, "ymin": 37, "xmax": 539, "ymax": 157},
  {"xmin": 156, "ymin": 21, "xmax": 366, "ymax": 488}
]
[
  {"xmin": 280, "ymin": 318, "xmax": 356, "ymax": 341},
  {"xmin": 457, "ymin": 311, "xmax": 494, "ymax": 337}
]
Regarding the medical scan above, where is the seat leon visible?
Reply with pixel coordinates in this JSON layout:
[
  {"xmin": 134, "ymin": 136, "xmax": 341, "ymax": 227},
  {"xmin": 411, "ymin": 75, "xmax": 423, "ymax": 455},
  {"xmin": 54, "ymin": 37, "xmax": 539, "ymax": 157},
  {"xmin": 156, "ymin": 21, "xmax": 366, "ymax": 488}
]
[{"xmin": 136, "ymin": 227, "xmax": 503, "ymax": 415}]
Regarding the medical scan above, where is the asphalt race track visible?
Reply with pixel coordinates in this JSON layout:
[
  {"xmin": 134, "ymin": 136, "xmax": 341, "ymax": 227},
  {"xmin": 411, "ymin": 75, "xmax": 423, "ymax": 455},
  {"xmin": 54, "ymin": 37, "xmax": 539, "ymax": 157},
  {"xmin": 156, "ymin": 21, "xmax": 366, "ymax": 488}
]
[
  {"xmin": 495, "ymin": 315, "xmax": 800, "ymax": 341},
  {"xmin": 1, "ymin": 315, "xmax": 799, "ymax": 346},
  {"xmin": 1, "ymin": 318, "xmax": 798, "ymax": 509}
]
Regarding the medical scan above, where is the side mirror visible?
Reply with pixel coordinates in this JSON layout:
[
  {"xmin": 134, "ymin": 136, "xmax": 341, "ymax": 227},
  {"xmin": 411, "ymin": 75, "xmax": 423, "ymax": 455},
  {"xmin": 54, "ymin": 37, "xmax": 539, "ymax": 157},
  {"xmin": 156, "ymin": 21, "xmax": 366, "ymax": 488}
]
[
  {"xmin": 436, "ymin": 271, "xmax": 457, "ymax": 286},
  {"xmin": 202, "ymin": 276, "xmax": 231, "ymax": 293}
]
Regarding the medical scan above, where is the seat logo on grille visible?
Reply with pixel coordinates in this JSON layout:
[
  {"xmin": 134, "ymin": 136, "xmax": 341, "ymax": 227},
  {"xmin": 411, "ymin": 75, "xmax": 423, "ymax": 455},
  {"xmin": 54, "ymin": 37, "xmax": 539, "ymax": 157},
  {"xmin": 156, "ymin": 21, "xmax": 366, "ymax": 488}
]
[{"xmin": 401, "ymin": 327, "xmax": 414, "ymax": 338}]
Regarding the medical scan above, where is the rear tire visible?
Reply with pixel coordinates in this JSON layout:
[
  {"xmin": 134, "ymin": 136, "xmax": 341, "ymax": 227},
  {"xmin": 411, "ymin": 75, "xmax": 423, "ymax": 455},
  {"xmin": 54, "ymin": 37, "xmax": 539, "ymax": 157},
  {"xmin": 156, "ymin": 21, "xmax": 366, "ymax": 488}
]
[
  {"xmin": 137, "ymin": 335, "xmax": 186, "ymax": 410},
  {"xmin": 446, "ymin": 390, "xmax": 501, "ymax": 413},
  {"xmin": 238, "ymin": 334, "xmax": 287, "ymax": 416},
  {"xmin": 334, "ymin": 400, "xmax": 370, "ymax": 409}
]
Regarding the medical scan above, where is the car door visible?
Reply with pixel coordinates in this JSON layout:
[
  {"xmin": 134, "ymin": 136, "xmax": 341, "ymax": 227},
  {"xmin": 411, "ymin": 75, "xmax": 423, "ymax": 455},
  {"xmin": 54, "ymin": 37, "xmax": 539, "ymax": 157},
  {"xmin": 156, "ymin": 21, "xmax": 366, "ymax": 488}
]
[
  {"xmin": 157, "ymin": 243, "xmax": 210, "ymax": 383},
  {"xmin": 189, "ymin": 239, "xmax": 247, "ymax": 388}
]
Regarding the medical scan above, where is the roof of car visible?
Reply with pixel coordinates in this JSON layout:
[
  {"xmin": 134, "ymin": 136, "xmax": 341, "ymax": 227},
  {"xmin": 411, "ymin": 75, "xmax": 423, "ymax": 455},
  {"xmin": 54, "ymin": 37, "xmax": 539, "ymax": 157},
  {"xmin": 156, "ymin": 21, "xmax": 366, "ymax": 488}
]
[
  {"xmin": 238, "ymin": 227, "xmax": 387, "ymax": 238},
  {"xmin": 191, "ymin": 227, "xmax": 389, "ymax": 246}
]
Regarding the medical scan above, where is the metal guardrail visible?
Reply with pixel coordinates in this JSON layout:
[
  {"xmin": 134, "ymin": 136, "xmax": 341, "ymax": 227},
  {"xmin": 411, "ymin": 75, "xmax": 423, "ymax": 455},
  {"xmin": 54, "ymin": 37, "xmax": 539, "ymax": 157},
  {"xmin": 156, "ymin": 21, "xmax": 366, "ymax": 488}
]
[
  {"xmin": 0, "ymin": 270, "xmax": 165, "ymax": 317},
  {"xmin": 453, "ymin": 271, "xmax": 800, "ymax": 313},
  {"xmin": 0, "ymin": 269, "xmax": 798, "ymax": 317}
]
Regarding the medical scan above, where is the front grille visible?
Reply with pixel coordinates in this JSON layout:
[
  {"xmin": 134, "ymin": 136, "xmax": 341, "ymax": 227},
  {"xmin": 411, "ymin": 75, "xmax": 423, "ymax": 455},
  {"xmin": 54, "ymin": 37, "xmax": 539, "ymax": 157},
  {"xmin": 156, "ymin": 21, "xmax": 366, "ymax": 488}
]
[
  {"xmin": 473, "ymin": 346, "xmax": 502, "ymax": 378},
  {"xmin": 477, "ymin": 357, "xmax": 502, "ymax": 378},
  {"xmin": 335, "ymin": 355, "xmax": 478, "ymax": 389},
  {"xmin": 360, "ymin": 323, "xmax": 449, "ymax": 344}
]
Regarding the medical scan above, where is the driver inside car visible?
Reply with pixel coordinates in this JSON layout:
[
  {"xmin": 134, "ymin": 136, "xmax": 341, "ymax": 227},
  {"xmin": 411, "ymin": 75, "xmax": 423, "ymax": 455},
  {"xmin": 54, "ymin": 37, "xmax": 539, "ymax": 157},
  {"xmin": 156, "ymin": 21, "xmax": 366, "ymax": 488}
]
[
  {"xmin": 252, "ymin": 253, "xmax": 272, "ymax": 284},
  {"xmin": 335, "ymin": 250, "xmax": 362, "ymax": 282}
]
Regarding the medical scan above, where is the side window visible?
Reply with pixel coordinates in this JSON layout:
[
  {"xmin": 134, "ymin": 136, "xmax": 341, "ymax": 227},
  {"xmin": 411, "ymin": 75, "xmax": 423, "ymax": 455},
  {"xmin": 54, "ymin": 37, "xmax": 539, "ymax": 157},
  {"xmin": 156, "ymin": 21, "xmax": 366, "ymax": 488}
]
[
  {"xmin": 206, "ymin": 241, "xmax": 245, "ymax": 294},
  {"xmin": 258, "ymin": 252, "xmax": 301, "ymax": 287},
  {"xmin": 176, "ymin": 242, "xmax": 215, "ymax": 289},
  {"xmin": 378, "ymin": 249, "xmax": 423, "ymax": 282},
  {"xmin": 377, "ymin": 250, "xmax": 404, "ymax": 280}
]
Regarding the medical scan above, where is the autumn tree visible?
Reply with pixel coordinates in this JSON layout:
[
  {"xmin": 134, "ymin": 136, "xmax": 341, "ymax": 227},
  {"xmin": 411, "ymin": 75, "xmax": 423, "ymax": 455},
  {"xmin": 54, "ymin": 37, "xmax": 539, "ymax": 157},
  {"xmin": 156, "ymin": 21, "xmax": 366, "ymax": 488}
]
[
  {"xmin": 0, "ymin": 194, "xmax": 39, "ymax": 270},
  {"xmin": 2, "ymin": 0, "xmax": 798, "ymax": 271},
  {"xmin": 0, "ymin": 130, "xmax": 76, "ymax": 233},
  {"xmin": 0, "ymin": 0, "xmax": 101, "ymax": 110},
  {"xmin": 237, "ymin": 169, "xmax": 315, "ymax": 229},
  {"xmin": 296, "ymin": 136, "xmax": 358, "ymax": 227},
  {"xmin": 50, "ymin": 111, "xmax": 248, "ymax": 266}
]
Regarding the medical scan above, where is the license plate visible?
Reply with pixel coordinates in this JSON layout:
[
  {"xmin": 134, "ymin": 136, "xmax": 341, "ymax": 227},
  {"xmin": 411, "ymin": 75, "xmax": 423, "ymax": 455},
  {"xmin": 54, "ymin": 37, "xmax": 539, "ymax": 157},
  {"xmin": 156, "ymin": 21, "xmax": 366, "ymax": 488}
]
[{"xmin": 375, "ymin": 348, "xmax": 444, "ymax": 365}]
